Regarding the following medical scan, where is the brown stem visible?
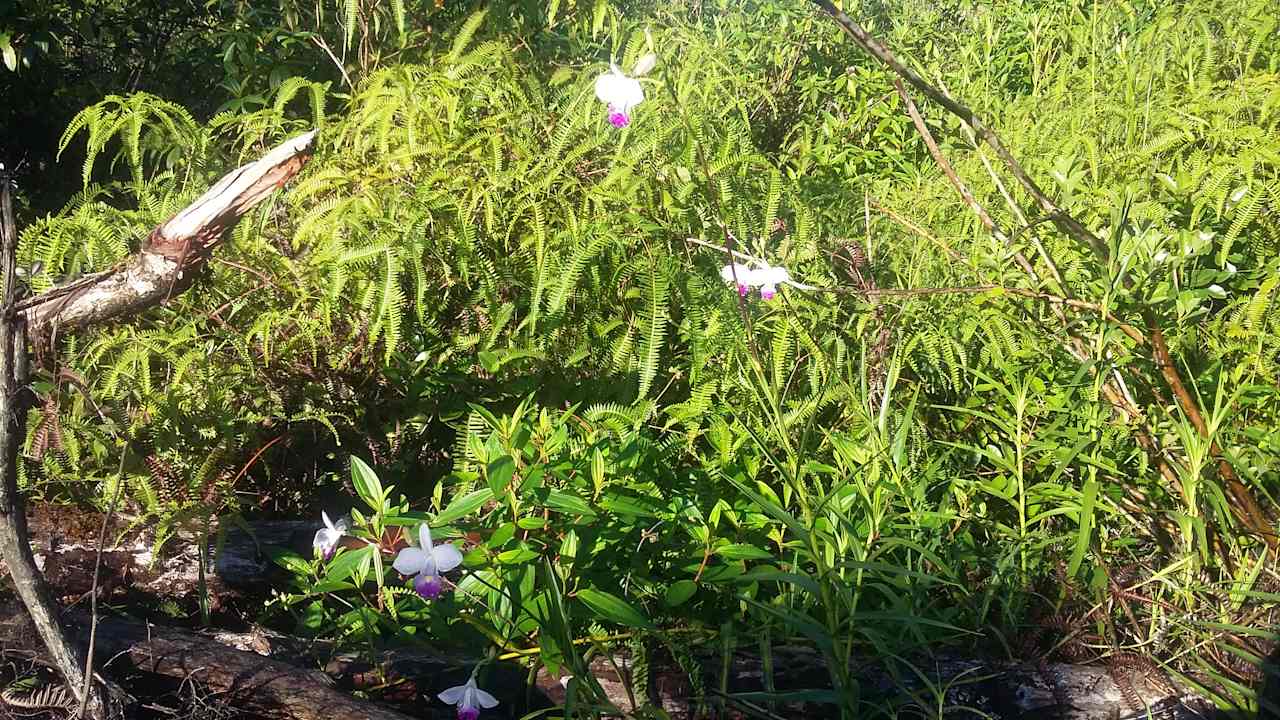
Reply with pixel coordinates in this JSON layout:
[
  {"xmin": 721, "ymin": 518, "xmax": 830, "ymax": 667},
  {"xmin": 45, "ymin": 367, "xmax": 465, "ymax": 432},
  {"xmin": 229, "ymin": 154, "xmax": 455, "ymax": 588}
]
[
  {"xmin": 860, "ymin": 284, "xmax": 1145, "ymax": 344},
  {"xmin": 1146, "ymin": 317, "xmax": 1274, "ymax": 543},
  {"xmin": 810, "ymin": 0, "xmax": 1107, "ymax": 261},
  {"xmin": 867, "ymin": 199, "xmax": 968, "ymax": 265},
  {"xmin": 891, "ymin": 78, "xmax": 1043, "ymax": 282}
]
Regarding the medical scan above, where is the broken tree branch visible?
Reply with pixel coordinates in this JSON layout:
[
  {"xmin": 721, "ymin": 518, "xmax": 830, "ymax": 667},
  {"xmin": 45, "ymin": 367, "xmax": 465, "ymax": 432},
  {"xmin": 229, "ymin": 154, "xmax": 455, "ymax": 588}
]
[
  {"xmin": 18, "ymin": 130, "xmax": 316, "ymax": 339},
  {"xmin": 0, "ymin": 130, "xmax": 316, "ymax": 718}
]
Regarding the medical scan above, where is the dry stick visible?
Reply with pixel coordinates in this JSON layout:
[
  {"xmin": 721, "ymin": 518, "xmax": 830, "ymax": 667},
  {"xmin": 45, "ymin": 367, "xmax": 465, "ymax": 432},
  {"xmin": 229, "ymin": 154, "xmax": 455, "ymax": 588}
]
[
  {"xmin": 866, "ymin": 199, "xmax": 968, "ymax": 265},
  {"xmin": 891, "ymin": 79, "xmax": 1040, "ymax": 282},
  {"xmin": 948, "ymin": 96, "xmax": 1068, "ymax": 294},
  {"xmin": 810, "ymin": 0, "xmax": 1274, "ymax": 547},
  {"xmin": 77, "ymin": 451, "xmax": 130, "ymax": 718},
  {"xmin": 862, "ymin": 285, "xmax": 1147, "ymax": 343},
  {"xmin": 809, "ymin": 0, "xmax": 1106, "ymax": 259},
  {"xmin": 895, "ymin": 77, "xmax": 1200, "ymax": 532}
]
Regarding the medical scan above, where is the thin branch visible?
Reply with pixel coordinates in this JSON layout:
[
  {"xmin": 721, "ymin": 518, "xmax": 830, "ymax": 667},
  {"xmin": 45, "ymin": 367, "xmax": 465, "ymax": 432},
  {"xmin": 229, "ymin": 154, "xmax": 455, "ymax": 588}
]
[
  {"xmin": 312, "ymin": 35, "xmax": 354, "ymax": 90},
  {"xmin": 809, "ymin": 0, "xmax": 1109, "ymax": 262},
  {"xmin": 866, "ymin": 199, "xmax": 968, "ymax": 266},
  {"xmin": 893, "ymin": 78, "xmax": 1042, "ymax": 283},
  {"xmin": 77, "ymin": 450, "xmax": 129, "ymax": 718}
]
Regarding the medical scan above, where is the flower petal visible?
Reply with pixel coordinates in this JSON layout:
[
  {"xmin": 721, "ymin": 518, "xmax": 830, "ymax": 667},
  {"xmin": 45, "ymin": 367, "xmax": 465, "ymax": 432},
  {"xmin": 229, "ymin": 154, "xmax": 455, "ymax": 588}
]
[
  {"xmin": 757, "ymin": 265, "xmax": 791, "ymax": 285},
  {"xmin": 720, "ymin": 263, "xmax": 752, "ymax": 284},
  {"xmin": 414, "ymin": 574, "xmax": 445, "ymax": 599},
  {"xmin": 472, "ymin": 687, "xmax": 500, "ymax": 709},
  {"xmin": 431, "ymin": 543, "xmax": 464, "ymax": 573},
  {"xmin": 594, "ymin": 71, "xmax": 624, "ymax": 105},
  {"xmin": 594, "ymin": 71, "xmax": 644, "ymax": 114},
  {"xmin": 393, "ymin": 547, "xmax": 429, "ymax": 575},
  {"xmin": 419, "ymin": 522, "xmax": 434, "ymax": 551},
  {"xmin": 438, "ymin": 683, "xmax": 468, "ymax": 705}
]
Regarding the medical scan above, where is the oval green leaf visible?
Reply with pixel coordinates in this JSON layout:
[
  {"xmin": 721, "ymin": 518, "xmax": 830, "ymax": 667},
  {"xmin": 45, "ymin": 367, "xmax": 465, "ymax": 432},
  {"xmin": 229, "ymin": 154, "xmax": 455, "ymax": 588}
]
[
  {"xmin": 577, "ymin": 588, "xmax": 652, "ymax": 629},
  {"xmin": 664, "ymin": 579, "xmax": 697, "ymax": 607},
  {"xmin": 487, "ymin": 454, "xmax": 516, "ymax": 495}
]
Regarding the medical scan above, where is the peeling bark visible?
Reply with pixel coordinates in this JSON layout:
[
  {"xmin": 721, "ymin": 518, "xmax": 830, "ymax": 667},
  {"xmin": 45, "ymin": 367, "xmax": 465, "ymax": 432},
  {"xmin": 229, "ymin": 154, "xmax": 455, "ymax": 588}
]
[{"xmin": 19, "ymin": 131, "xmax": 316, "ymax": 338}]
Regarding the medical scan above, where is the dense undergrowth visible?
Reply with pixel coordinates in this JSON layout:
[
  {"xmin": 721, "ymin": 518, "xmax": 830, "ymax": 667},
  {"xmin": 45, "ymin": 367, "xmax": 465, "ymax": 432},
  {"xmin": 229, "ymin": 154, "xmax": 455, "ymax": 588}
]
[{"xmin": 8, "ymin": 0, "xmax": 1280, "ymax": 716}]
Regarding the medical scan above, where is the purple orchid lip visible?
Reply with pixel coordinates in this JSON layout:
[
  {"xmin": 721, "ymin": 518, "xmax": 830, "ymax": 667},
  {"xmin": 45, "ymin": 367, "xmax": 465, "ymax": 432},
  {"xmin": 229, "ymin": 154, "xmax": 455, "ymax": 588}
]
[
  {"xmin": 457, "ymin": 708, "xmax": 481, "ymax": 720},
  {"xmin": 607, "ymin": 105, "xmax": 630, "ymax": 127},
  {"xmin": 414, "ymin": 574, "xmax": 445, "ymax": 599}
]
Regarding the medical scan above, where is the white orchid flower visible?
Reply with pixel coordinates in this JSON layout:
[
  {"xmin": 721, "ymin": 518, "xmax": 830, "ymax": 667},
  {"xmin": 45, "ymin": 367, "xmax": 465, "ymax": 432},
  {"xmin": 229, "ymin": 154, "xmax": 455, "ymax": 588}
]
[
  {"xmin": 754, "ymin": 264, "xmax": 792, "ymax": 301},
  {"xmin": 594, "ymin": 63, "xmax": 645, "ymax": 128},
  {"xmin": 1207, "ymin": 284, "xmax": 1227, "ymax": 298},
  {"xmin": 393, "ymin": 522, "xmax": 463, "ymax": 600},
  {"xmin": 719, "ymin": 263, "xmax": 756, "ymax": 297},
  {"xmin": 719, "ymin": 262, "xmax": 801, "ymax": 301},
  {"xmin": 439, "ymin": 677, "xmax": 499, "ymax": 720},
  {"xmin": 312, "ymin": 511, "xmax": 348, "ymax": 560}
]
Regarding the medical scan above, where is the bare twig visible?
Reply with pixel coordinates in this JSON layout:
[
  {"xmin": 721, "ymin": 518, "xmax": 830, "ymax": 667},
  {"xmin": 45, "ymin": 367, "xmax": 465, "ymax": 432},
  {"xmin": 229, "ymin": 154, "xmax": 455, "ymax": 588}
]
[
  {"xmin": 866, "ymin": 199, "xmax": 968, "ymax": 265},
  {"xmin": 312, "ymin": 35, "xmax": 354, "ymax": 90},
  {"xmin": 77, "ymin": 451, "xmax": 129, "ymax": 718},
  {"xmin": 892, "ymin": 78, "xmax": 1040, "ymax": 282}
]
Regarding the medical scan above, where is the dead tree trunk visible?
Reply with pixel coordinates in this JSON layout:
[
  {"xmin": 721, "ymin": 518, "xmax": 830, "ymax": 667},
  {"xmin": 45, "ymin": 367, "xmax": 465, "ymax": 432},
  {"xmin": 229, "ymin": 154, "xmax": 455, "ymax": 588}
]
[{"xmin": 0, "ymin": 131, "xmax": 316, "ymax": 718}]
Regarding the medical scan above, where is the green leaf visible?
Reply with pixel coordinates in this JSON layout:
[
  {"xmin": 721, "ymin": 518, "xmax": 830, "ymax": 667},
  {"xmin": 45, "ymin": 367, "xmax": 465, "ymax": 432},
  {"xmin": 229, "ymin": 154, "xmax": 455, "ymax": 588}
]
[
  {"xmin": 350, "ymin": 457, "xmax": 384, "ymax": 511},
  {"xmin": 577, "ymin": 588, "xmax": 652, "ymax": 628},
  {"xmin": 541, "ymin": 489, "xmax": 597, "ymax": 517},
  {"xmin": 715, "ymin": 543, "xmax": 774, "ymax": 561},
  {"xmin": 435, "ymin": 488, "xmax": 493, "ymax": 524},
  {"xmin": 497, "ymin": 547, "xmax": 540, "ymax": 564},
  {"xmin": 487, "ymin": 454, "xmax": 516, "ymax": 496},
  {"xmin": 599, "ymin": 492, "xmax": 659, "ymax": 518},
  {"xmin": 1, "ymin": 39, "xmax": 15, "ymax": 73},
  {"xmin": 324, "ymin": 545, "xmax": 374, "ymax": 583},
  {"xmin": 267, "ymin": 547, "xmax": 311, "ymax": 576},
  {"xmin": 1067, "ymin": 479, "xmax": 1098, "ymax": 578},
  {"xmin": 664, "ymin": 579, "xmax": 697, "ymax": 607},
  {"xmin": 738, "ymin": 569, "xmax": 821, "ymax": 596}
]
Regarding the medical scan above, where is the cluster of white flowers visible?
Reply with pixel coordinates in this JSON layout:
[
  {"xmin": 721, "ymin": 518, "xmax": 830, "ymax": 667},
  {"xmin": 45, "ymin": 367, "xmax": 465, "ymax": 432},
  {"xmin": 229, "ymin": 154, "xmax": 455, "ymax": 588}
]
[
  {"xmin": 314, "ymin": 511, "xmax": 495, "ymax": 718},
  {"xmin": 719, "ymin": 262, "xmax": 795, "ymax": 300}
]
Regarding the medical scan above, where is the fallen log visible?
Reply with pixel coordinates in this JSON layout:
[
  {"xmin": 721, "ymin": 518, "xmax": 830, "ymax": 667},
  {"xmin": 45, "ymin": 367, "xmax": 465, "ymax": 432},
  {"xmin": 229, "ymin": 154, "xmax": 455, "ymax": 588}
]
[
  {"xmin": 8, "ymin": 513, "xmax": 1218, "ymax": 719},
  {"xmin": 65, "ymin": 613, "xmax": 417, "ymax": 720}
]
